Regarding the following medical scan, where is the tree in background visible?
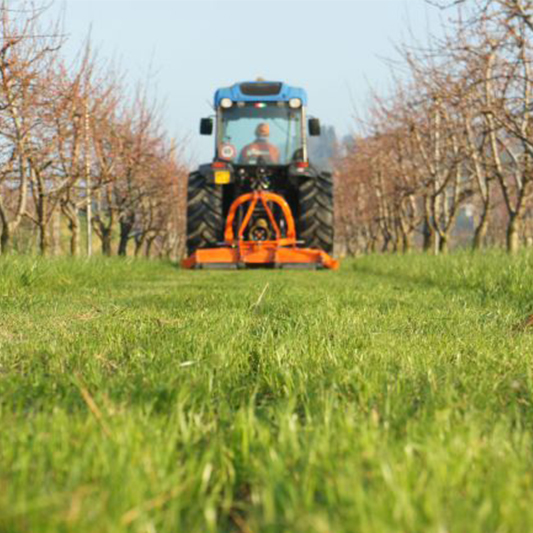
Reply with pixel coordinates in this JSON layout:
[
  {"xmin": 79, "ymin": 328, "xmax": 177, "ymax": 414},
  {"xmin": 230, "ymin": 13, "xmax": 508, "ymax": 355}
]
[
  {"xmin": 337, "ymin": 0, "xmax": 533, "ymax": 255},
  {"xmin": 0, "ymin": 0, "xmax": 187, "ymax": 258}
]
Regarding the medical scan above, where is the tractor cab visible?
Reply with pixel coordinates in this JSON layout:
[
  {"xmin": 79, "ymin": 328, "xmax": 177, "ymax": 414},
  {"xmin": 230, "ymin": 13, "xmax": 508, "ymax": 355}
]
[{"xmin": 199, "ymin": 81, "xmax": 321, "ymax": 182}]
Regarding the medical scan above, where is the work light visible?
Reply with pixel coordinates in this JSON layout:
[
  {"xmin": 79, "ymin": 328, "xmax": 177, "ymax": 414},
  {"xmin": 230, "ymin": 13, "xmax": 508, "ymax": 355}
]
[{"xmin": 289, "ymin": 98, "xmax": 302, "ymax": 109}]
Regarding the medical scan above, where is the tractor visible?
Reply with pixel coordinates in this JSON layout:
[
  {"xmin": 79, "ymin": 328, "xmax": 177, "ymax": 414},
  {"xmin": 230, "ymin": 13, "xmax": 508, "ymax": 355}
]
[{"xmin": 182, "ymin": 80, "xmax": 338, "ymax": 269}]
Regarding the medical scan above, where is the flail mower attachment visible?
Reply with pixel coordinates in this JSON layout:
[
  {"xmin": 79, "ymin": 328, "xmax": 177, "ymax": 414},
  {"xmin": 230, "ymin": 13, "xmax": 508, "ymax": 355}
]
[{"xmin": 182, "ymin": 191, "xmax": 339, "ymax": 270}]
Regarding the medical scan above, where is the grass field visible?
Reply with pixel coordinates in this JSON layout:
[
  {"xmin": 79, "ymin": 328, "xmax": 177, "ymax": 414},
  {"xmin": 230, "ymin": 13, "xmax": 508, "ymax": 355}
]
[{"xmin": 1, "ymin": 252, "xmax": 533, "ymax": 533}]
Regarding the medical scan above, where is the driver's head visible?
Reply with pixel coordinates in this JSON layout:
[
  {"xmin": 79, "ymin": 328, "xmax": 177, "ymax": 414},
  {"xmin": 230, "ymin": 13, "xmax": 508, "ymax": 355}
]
[{"xmin": 255, "ymin": 123, "xmax": 270, "ymax": 140}]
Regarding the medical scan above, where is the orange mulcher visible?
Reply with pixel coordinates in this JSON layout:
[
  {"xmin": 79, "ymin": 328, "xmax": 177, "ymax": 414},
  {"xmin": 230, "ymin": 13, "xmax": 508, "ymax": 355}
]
[{"xmin": 182, "ymin": 191, "xmax": 338, "ymax": 270}]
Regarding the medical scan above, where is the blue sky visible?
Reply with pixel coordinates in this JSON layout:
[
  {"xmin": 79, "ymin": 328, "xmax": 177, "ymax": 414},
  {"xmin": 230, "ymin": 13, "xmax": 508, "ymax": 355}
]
[{"xmin": 51, "ymin": 0, "xmax": 444, "ymax": 163}]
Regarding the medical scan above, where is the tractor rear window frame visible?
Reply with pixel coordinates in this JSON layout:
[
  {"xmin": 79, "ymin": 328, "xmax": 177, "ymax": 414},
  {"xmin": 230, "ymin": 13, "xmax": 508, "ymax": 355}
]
[{"xmin": 240, "ymin": 83, "xmax": 282, "ymax": 96}]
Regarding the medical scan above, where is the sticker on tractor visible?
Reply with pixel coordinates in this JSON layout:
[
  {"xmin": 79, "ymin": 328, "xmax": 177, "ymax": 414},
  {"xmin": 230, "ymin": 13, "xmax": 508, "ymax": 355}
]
[
  {"xmin": 219, "ymin": 143, "xmax": 236, "ymax": 161},
  {"xmin": 214, "ymin": 170, "xmax": 231, "ymax": 184}
]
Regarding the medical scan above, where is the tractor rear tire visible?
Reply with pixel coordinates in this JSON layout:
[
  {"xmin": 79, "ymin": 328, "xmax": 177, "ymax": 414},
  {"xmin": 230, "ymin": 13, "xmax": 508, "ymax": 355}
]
[
  {"xmin": 298, "ymin": 171, "xmax": 334, "ymax": 254},
  {"xmin": 186, "ymin": 171, "xmax": 224, "ymax": 256}
]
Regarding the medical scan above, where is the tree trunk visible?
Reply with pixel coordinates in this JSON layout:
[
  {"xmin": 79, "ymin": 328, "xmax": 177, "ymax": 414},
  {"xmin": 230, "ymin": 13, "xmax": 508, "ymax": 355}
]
[
  {"xmin": 472, "ymin": 211, "xmax": 489, "ymax": 251},
  {"xmin": 145, "ymin": 237, "xmax": 155, "ymax": 258},
  {"xmin": 52, "ymin": 210, "xmax": 62, "ymax": 256},
  {"xmin": 439, "ymin": 234, "xmax": 449, "ymax": 254},
  {"xmin": 61, "ymin": 203, "xmax": 80, "ymax": 257},
  {"xmin": 422, "ymin": 218, "xmax": 432, "ymax": 252},
  {"xmin": 1, "ymin": 223, "xmax": 11, "ymax": 254},
  {"xmin": 391, "ymin": 226, "xmax": 399, "ymax": 253},
  {"xmin": 101, "ymin": 228, "xmax": 113, "ymax": 256},
  {"xmin": 134, "ymin": 235, "xmax": 145, "ymax": 257},
  {"xmin": 401, "ymin": 232, "xmax": 412, "ymax": 254},
  {"xmin": 381, "ymin": 234, "xmax": 391, "ymax": 253},
  {"xmin": 118, "ymin": 218, "xmax": 134, "ymax": 257},
  {"xmin": 36, "ymin": 183, "xmax": 48, "ymax": 255},
  {"xmin": 69, "ymin": 217, "xmax": 80, "ymax": 257},
  {"xmin": 39, "ymin": 224, "xmax": 49, "ymax": 256},
  {"xmin": 507, "ymin": 215, "xmax": 521, "ymax": 254}
]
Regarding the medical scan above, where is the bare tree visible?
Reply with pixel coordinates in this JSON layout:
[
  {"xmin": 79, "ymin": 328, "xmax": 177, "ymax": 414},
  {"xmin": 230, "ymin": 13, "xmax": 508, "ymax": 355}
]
[{"xmin": 0, "ymin": 1, "xmax": 62, "ymax": 253}]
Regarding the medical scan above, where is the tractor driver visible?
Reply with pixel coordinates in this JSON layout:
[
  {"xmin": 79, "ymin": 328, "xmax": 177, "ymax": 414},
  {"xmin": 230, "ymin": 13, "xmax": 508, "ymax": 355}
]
[{"xmin": 239, "ymin": 123, "xmax": 280, "ymax": 164}]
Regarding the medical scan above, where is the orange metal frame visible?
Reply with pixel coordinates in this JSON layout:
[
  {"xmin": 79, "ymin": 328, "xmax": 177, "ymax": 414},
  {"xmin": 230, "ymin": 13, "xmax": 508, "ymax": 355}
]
[{"xmin": 182, "ymin": 191, "xmax": 339, "ymax": 270}]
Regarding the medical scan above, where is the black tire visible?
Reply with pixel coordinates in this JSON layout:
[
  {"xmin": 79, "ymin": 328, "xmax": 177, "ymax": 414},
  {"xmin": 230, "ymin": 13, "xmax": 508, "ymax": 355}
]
[
  {"xmin": 186, "ymin": 171, "xmax": 224, "ymax": 255},
  {"xmin": 298, "ymin": 171, "xmax": 334, "ymax": 254}
]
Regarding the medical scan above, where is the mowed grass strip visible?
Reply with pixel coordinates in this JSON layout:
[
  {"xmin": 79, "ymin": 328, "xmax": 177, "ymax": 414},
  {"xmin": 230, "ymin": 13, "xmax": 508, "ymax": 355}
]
[{"xmin": 1, "ymin": 252, "xmax": 533, "ymax": 533}]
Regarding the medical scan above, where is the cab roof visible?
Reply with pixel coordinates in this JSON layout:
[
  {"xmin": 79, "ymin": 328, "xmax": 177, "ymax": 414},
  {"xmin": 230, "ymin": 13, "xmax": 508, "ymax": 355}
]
[{"xmin": 214, "ymin": 81, "xmax": 308, "ymax": 107}]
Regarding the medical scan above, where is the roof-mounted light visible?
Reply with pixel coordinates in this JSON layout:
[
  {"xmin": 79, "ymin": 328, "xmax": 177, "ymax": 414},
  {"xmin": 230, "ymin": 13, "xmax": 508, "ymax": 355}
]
[
  {"xmin": 220, "ymin": 98, "xmax": 233, "ymax": 109},
  {"xmin": 289, "ymin": 98, "xmax": 302, "ymax": 109}
]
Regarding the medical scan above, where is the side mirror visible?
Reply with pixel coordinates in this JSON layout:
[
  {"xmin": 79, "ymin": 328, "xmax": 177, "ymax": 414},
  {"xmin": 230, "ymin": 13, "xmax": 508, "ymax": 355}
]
[
  {"xmin": 308, "ymin": 118, "xmax": 321, "ymax": 136},
  {"xmin": 200, "ymin": 118, "xmax": 213, "ymax": 135}
]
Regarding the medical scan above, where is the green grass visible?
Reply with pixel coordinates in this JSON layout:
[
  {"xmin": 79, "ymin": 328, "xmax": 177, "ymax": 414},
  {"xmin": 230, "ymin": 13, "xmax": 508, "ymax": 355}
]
[{"xmin": 1, "ymin": 252, "xmax": 533, "ymax": 532}]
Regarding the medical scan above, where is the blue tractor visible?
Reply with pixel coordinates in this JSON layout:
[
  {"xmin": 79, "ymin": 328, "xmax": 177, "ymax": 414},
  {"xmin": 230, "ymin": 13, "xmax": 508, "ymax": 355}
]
[{"xmin": 184, "ymin": 80, "xmax": 335, "ymax": 269}]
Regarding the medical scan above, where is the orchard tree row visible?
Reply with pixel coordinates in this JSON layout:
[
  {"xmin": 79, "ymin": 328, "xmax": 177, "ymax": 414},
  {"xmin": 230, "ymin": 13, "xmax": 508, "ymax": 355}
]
[
  {"xmin": 0, "ymin": 1, "xmax": 187, "ymax": 257},
  {"xmin": 336, "ymin": 0, "xmax": 533, "ymax": 255}
]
